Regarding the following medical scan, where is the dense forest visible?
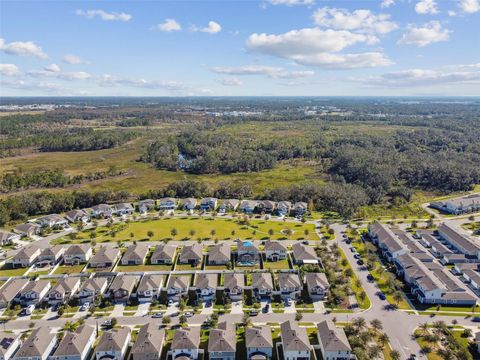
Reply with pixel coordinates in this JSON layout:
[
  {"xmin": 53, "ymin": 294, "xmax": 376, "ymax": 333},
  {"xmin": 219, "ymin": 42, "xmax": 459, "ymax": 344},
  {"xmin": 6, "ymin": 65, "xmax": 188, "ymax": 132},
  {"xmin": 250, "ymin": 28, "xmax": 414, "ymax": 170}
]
[{"xmin": 0, "ymin": 97, "xmax": 479, "ymax": 222}]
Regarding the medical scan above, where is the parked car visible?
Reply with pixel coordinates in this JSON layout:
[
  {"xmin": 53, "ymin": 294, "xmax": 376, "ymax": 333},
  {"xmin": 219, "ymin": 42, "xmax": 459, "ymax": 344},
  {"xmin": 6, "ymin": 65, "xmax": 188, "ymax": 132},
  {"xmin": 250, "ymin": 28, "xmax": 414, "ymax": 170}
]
[
  {"xmin": 367, "ymin": 274, "xmax": 374, "ymax": 282},
  {"xmin": 102, "ymin": 319, "xmax": 112, "ymax": 327},
  {"xmin": 80, "ymin": 302, "xmax": 90, "ymax": 311},
  {"xmin": 302, "ymin": 240, "xmax": 309, "ymax": 245},
  {"xmin": 472, "ymin": 317, "xmax": 480, "ymax": 322},
  {"xmin": 152, "ymin": 312, "xmax": 163, "ymax": 318},
  {"xmin": 357, "ymin": 259, "xmax": 364, "ymax": 266},
  {"xmin": 286, "ymin": 298, "xmax": 292, "ymax": 306},
  {"xmin": 185, "ymin": 312, "xmax": 193, "ymax": 317},
  {"xmin": 350, "ymin": 247, "xmax": 356, "ymax": 252},
  {"xmin": 353, "ymin": 254, "xmax": 361, "ymax": 259},
  {"xmin": 23, "ymin": 304, "xmax": 35, "ymax": 316},
  {"xmin": 263, "ymin": 304, "xmax": 270, "ymax": 313},
  {"xmin": 167, "ymin": 299, "xmax": 174, "ymax": 306},
  {"xmin": 250, "ymin": 310, "xmax": 259, "ymax": 316},
  {"xmin": 377, "ymin": 292, "xmax": 386, "ymax": 301}
]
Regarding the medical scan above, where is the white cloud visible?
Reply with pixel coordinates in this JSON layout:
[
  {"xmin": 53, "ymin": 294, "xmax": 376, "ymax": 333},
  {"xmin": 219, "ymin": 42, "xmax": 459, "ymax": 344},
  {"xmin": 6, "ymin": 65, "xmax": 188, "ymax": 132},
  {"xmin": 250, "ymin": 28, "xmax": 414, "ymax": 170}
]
[
  {"xmin": 197, "ymin": 21, "xmax": 222, "ymax": 34},
  {"xmin": 448, "ymin": 10, "xmax": 457, "ymax": 16},
  {"xmin": 288, "ymin": 52, "xmax": 393, "ymax": 69},
  {"xmin": 44, "ymin": 63, "xmax": 61, "ymax": 73},
  {"xmin": 415, "ymin": 0, "xmax": 439, "ymax": 14},
  {"xmin": 75, "ymin": 9, "xmax": 132, "ymax": 22},
  {"xmin": 0, "ymin": 38, "xmax": 47, "ymax": 59},
  {"xmin": 154, "ymin": 19, "xmax": 182, "ymax": 32},
  {"xmin": 63, "ymin": 54, "xmax": 90, "ymax": 65},
  {"xmin": 381, "ymin": 0, "xmax": 395, "ymax": 8},
  {"xmin": 313, "ymin": 7, "xmax": 398, "ymax": 34},
  {"xmin": 350, "ymin": 63, "xmax": 480, "ymax": 87},
  {"xmin": 219, "ymin": 77, "xmax": 244, "ymax": 86},
  {"xmin": 28, "ymin": 65, "xmax": 91, "ymax": 81},
  {"xmin": 98, "ymin": 74, "xmax": 184, "ymax": 91},
  {"xmin": 211, "ymin": 65, "xmax": 315, "ymax": 78},
  {"xmin": 0, "ymin": 64, "xmax": 21, "ymax": 76},
  {"xmin": 458, "ymin": 0, "xmax": 480, "ymax": 12},
  {"xmin": 266, "ymin": 0, "xmax": 314, "ymax": 5},
  {"xmin": 245, "ymin": 27, "xmax": 391, "ymax": 69},
  {"xmin": 247, "ymin": 28, "xmax": 377, "ymax": 56},
  {"xmin": 398, "ymin": 21, "xmax": 450, "ymax": 47}
]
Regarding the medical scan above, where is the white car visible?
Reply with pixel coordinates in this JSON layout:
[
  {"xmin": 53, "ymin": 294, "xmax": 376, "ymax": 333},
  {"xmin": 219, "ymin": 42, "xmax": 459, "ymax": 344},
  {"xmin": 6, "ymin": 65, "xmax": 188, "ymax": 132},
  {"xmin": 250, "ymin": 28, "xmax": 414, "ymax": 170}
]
[
  {"xmin": 152, "ymin": 312, "xmax": 163, "ymax": 318},
  {"xmin": 286, "ymin": 298, "xmax": 292, "ymax": 306},
  {"xmin": 185, "ymin": 311, "xmax": 193, "ymax": 317},
  {"xmin": 167, "ymin": 299, "xmax": 174, "ymax": 306},
  {"xmin": 80, "ymin": 302, "xmax": 90, "ymax": 311}
]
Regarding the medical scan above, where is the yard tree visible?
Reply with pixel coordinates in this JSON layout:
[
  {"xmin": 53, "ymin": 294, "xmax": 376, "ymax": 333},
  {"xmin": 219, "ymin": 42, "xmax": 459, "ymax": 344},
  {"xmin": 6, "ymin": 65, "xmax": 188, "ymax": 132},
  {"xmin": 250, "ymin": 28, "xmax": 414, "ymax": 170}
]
[
  {"xmin": 162, "ymin": 315, "xmax": 171, "ymax": 325},
  {"xmin": 210, "ymin": 229, "xmax": 216, "ymax": 237},
  {"xmin": 393, "ymin": 291, "xmax": 403, "ymax": 307},
  {"xmin": 379, "ymin": 333, "xmax": 389, "ymax": 346},
  {"xmin": 89, "ymin": 231, "xmax": 96, "ymax": 240},
  {"xmin": 189, "ymin": 229, "xmax": 196, "ymax": 237},
  {"xmin": 268, "ymin": 229, "xmax": 274, "ymax": 236},
  {"xmin": 390, "ymin": 350, "xmax": 400, "ymax": 360},
  {"xmin": 370, "ymin": 319, "xmax": 383, "ymax": 333},
  {"xmin": 147, "ymin": 230, "xmax": 154, "ymax": 239},
  {"xmin": 171, "ymin": 228, "xmax": 178, "ymax": 238}
]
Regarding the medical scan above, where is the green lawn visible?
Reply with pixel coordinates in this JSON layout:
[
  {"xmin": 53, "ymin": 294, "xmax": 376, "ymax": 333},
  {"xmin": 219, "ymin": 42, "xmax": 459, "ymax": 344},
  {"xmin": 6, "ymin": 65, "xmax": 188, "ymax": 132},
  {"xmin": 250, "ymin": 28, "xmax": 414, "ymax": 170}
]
[
  {"xmin": 53, "ymin": 264, "xmax": 86, "ymax": 274},
  {"xmin": 262, "ymin": 258, "xmax": 291, "ymax": 270},
  {"xmin": 58, "ymin": 217, "xmax": 319, "ymax": 244},
  {"xmin": 115, "ymin": 263, "xmax": 172, "ymax": 272},
  {"xmin": 337, "ymin": 248, "xmax": 371, "ymax": 310},
  {"xmin": 0, "ymin": 266, "xmax": 26, "ymax": 277}
]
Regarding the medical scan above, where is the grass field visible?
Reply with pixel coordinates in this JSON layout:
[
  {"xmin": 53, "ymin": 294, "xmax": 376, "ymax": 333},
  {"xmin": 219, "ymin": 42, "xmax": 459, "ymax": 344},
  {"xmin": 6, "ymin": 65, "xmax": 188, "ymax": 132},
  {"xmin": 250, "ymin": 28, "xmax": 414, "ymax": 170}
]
[
  {"xmin": 0, "ymin": 266, "xmax": 26, "ymax": 277},
  {"xmin": 53, "ymin": 264, "xmax": 86, "ymax": 274},
  {"xmin": 115, "ymin": 264, "xmax": 172, "ymax": 272},
  {"xmin": 262, "ymin": 257, "xmax": 291, "ymax": 270},
  {"xmin": 56, "ymin": 217, "xmax": 319, "ymax": 244}
]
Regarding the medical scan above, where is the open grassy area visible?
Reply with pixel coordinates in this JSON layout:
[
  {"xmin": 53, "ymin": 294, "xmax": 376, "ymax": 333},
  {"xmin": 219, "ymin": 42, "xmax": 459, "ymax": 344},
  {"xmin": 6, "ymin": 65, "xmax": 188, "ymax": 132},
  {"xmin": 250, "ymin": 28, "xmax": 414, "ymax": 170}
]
[
  {"xmin": 115, "ymin": 263, "xmax": 172, "ymax": 272},
  {"xmin": 262, "ymin": 257, "xmax": 291, "ymax": 270},
  {"xmin": 56, "ymin": 217, "xmax": 319, "ymax": 244},
  {"xmin": 0, "ymin": 266, "xmax": 26, "ymax": 277},
  {"xmin": 53, "ymin": 264, "xmax": 86, "ymax": 274},
  {"xmin": 337, "ymin": 248, "xmax": 371, "ymax": 310}
]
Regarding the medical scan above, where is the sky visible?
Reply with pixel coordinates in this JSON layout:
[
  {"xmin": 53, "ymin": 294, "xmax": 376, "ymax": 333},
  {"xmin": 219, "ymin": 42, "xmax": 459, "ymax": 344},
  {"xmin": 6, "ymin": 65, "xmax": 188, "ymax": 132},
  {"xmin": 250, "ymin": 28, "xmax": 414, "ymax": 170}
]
[{"xmin": 0, "ymin": 0, "xmax": 479, "ymax": 96}]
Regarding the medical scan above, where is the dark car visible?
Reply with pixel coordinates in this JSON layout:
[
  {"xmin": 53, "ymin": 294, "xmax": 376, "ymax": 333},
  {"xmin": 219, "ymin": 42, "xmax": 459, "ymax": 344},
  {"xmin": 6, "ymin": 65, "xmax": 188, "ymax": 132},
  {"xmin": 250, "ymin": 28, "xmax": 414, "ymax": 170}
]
[
  {"xmin": 263, "ymin": 304, "xmax": 270, "ymax": 313},
  {"xmin": 353, "ymin": 254, "xmax": 361, "ymax": 259},
  {"xmin": 472, "ymin": 316, "xmax": 480, "ymax": 322},
  {"xmin": 349, "ymin": 247, "xmax": 356, "ymax": 252},
  {"xmin": 367, "ymin": 274, "xmax": 374, "ymax": 282},
  {"xmin": 250, "ymin": 310, "xmax": 259, "ymax": 316},
  {"xmin": 357, "ymin": 259, "xmax": 364, "ymax": 265},
  {"xmin": 302, "ymin": 240, "xmax": 309, "ymax": 245},
  {"xmin": 378, "ymin": 292, "xmax": 386, "ymax": 300}
]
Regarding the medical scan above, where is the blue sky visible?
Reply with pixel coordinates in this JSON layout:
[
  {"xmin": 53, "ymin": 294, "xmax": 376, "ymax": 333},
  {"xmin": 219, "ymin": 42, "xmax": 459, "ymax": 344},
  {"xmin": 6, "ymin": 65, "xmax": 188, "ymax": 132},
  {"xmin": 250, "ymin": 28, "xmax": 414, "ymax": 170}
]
[{"xmin": 1, "ymin": 0, "xmax": 479, "ymax": 96}]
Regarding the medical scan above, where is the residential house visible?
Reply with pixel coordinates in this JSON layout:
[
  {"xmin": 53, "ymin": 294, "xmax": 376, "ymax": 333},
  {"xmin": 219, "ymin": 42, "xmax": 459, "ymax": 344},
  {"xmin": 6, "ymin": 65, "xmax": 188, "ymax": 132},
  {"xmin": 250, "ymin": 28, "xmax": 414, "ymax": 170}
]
[
  {"xmin": 208, "ymin": 322, "xmax": 236, "ymax": 360},
  {"xmin": 106, "ymin": 275, "xmax": 139, "ymax": 303},
  {"xmin": 13, "ymin": 223, "xmax": 40, "ymax": 238},
  {"xmin": 0, "ymin": 278, "xmax": 29, "ymax": 309},
  {"xmin": 178, "ymin": 244, "xmax": 203, "ymax": 265},
  {"xmin": 430, "ymin": 194, "xmax": 480, "ymax": 215},
  {"xmin": 76, "ymin": 277, "xmax": 108, "ymax": 305},
  {"xmin": 131, "ymin": 323, "xmax": 164, "ymax": 360},
  {"xmin": 218, "ymin": 199, "xmax": 240, "ymax": 213},
  {"xmin": 90, "ymin": 204, "xmax": 112, "ymax": 218},
  {"xmin": 437, "ymin": 223, "xmax": 480, "ymax": 259},
  {"xmin": 208, "ymin": 244, "xmax": 231, "ymax": 265},
  {"xmin": 95, "ymin": 328, "xmax": 131, "ymax": 360},
  {"xmin": 38, "ymin": 246, "xmax": 65, "ymax": 265},
  {"xmin": 317, "ymin": 320, "xmax": 355, "ymax": 360},
  {"xmin": 194, "ymin": 273, "xmax": 217, "ymax": 301},
  {"xmin": 12, "ymin": 328, "xmax": 56, "ymax": 360},
  {"xmin": 305, "ymin": 272, "xmax": 330, "ymax": 300},
  {"xmin": 239, "ymin": 200, "xmax": 258, "ymax": 214},
  {"xmin": 158, "ymin": 198, "xmax": 176, "ymax": 211},
  {"xmin": 277, "ymin": 273, "xmax": 302, "ymax": 299},
  {"xmin": 237, "ymin": 241, "xmax": 259, "ymax": 265},
  {"xmin": 8, "ymin": 245, "xmax": 40, "ymax": 268},
  {"xmin": 138, "ymin": 199, "xmax": 156, "ymax": 214},
  {"xmin": 180, "ymin": 198, "xmax": 197, "ymax": 211},
  {"xmin": 463, "ymin": 270, "xmax": 480, "ymax": 291},
  {"xmin": 256, "ymin": 200, "xmax": 276, "ymax": 213},
  {"xmin": 65, "ymin": 209, "xmax": 90, "ymax": 223},
  {"xmin": 50, "ymin": 325, "xmax": 96, "ymax": 360},
  {"xmin": 264, "ymin": 241, "xmax": 287, "ymax": 262},
  {"xmin": 293, "ymin": 202, "xmax": 308, "ymax": 216},
  {"xmin": 64, "ymin": 244, "xmax": 93, "ymax": 265},
  {"xmin": 277, "ymin": 201, "xmax": 292, "ymax": 216},
  {"xmin": 223, "ymin": 273, "xmax": 244, "ymax": 301},
  {"xmin": 170, "ymin": 327, "xmax": 200, "ymax": 360},
  {"xmin": 47, "ymin": 277, "xmax": 81, "ymax": 305},
  {"xmin": 89, "ymin": 247, "xmax": 120, "ymax": 269},
  {"xmin": 0, "ymin": 331, "xmax": 21, "ymax": 360},
  {"xmin": 252, "ymin": 273, "xmax": 274, "ymax": 299},
  {"xmin": 0, "ymin": 230, "xmax": 20, "ymax": 246},
  {"xmin": 36, "ymin": 214, "xmax": 68, "ymax": 229},
  {"xmin": 111, "ymin": 203, "xmax": 134, "ymax": 216},
  {"xmin": 245, "ymin": 325, "xmax": 273, "ymax": 360},
  {"xmin": 200, "ymin": 197, "xmax": 218, "ymax": 211},
  {"xmin": 136, "ymin": 274, "xmax": 164, "ymax": 303},
  {"xmin": 15, "ymin": 280, "xmax": 51, "ymax": 306},
  {"xmin": 291, "ymin": 243, "xmax": 318, "ymax": 265},
  {"xmin": 280, "ymin": 321, "xmax": 311, "ymax": 360},
  {"xmin": 121, "ymin": 244, "xmax": 149, "ymax": 265},
  {"xmin": 166, "ymin": 275, "xmax": 190, "ymax": 301},
  {"xmin": 150, "ymin": 244, "xmax": 176, "ymax": 265}
]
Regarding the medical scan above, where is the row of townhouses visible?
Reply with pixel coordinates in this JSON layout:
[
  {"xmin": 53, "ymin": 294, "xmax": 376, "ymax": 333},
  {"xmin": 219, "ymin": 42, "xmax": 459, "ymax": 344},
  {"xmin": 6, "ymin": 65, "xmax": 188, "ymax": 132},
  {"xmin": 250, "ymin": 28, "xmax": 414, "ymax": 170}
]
[
  {"xmin": 430, "ymin": 194, "xmax": 480, "ymax": 215},
  {"xmin": 369, "ymin": 222, "xmax": 477, "ymax": 306}
]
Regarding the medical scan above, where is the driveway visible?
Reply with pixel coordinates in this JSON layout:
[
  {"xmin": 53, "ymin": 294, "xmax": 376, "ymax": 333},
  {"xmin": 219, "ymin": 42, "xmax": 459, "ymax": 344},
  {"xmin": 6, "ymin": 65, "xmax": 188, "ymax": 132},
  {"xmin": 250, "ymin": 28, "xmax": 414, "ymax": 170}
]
[
  {"xmin": 231, "ymin": 300, "xmax": 244, "ymax": 314},
  {"xmin": 135, "ymin": 303, "xmax": 150, "ymax": 317},
  {"xmin": 110, "ymin": 304, "xmax": 125, "ymax": 317}
]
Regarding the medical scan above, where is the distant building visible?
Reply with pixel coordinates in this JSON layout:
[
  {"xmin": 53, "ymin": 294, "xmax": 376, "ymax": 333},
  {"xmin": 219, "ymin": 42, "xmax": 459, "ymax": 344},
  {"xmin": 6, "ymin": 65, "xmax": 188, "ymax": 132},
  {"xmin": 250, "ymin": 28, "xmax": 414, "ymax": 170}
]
[
  {"xmin": 121, "ymin": 244, "xmax": 149, "ymax": 265},
  {"xmin": 200, "ymin": 197, "xmax": 218, "ymax": 211},
  {"xmin": 0, "ymin": 230, "xmax": 20, "ymax": 246},
  {"xmin": 150, "ymin": 244, "xmax": 176, "ymax": 265},
  {"xmin": 136, "ymin": 274, "xmax": 164, "ymax": 303},
  {"xmin": 430, "ymin": 194, "xmax": 480, "ymax": 215}
]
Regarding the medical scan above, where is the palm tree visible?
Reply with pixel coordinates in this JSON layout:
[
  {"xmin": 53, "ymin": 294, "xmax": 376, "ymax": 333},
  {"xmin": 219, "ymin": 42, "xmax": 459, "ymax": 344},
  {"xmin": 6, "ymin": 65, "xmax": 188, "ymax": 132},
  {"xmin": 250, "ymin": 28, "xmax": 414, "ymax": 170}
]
[
  {"xmin": 379, "ymin": 333, "xmax": 389, "ymax": 346},
  {"xmin": 393, "ymin": 291, "xmax": 403, "ymax": 307},
  {"xmin": 390, "ymin": 350, "xmax": 401, "ymax": 360},
  {"xmin": 352, "ymin": 317, "xmax": 366, "ymax": 331},
  {"xmin": 170, "ymin": 228, "xmax": 178, "ymax": 238},
  {"xmin": 419, "ymin": 322, "xmax": 429, "ymax": 335},
  {"xmin": 367, "ymin": 345, "xmax": 382, "ymax": 359},
  {"xmin": 370, "ymin": 319, "xmax": 383, "ymax": 333}
]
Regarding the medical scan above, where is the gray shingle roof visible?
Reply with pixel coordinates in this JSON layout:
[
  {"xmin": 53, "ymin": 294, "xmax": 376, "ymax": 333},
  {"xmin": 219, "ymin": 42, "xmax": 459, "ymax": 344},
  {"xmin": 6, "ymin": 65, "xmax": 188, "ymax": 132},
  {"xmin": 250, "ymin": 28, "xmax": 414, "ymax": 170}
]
[
  {"xmin": 171, "ymin": 327, "xmax": 200, "ymax": 350},
  {"xmin": 96, "ymin": 327, "xmax": 130, "ymax": 352},
  {"xmin": 53, "ymin": 325, "xmax": 95, "ymax": 356},
  {"xmin": 208, "ymin": 322, "xmax": 236, "ymax": 353},
  {"xmin": 317, "ymin": 320, "xmax": 352, "ymax": 352},
  {"xmin": 131, "ymin": 323, "xmax": 164, "ymax": 356},
  {"xmin": 280, "ymin": 320, "xmax": 310, "ymax": 352},
  {"xmin": 245, "ymin": 326, "xmax": 273, "ymax": 348},
  {"xmin": 14, "ymin": 327, "xmax": 55, "ymax": 357}
]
